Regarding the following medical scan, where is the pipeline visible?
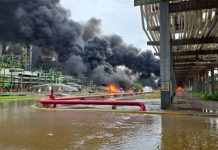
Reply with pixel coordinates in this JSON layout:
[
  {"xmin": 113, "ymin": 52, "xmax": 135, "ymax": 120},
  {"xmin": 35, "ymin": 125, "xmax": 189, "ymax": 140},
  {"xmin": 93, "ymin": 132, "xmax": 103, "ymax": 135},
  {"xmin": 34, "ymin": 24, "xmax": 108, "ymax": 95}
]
[
  {"xmin": 40, "ymin": 89, "xmax": 146, "ymax": 111},
  {"xmin": 39, "ymin": 99, "xmax": 146, "ymax": 111},
  {"xmin": 50, "ymin": 92, "xmax": 145, "ymax": 101}
]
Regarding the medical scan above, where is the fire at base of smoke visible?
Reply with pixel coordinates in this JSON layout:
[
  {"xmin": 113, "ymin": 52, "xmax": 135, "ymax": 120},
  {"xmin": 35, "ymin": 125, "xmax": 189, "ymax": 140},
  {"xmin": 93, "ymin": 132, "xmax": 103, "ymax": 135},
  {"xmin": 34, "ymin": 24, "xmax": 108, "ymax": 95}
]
[{"xmin": 0, "ymin": 0, "xmax": 160, "ymax": 89}]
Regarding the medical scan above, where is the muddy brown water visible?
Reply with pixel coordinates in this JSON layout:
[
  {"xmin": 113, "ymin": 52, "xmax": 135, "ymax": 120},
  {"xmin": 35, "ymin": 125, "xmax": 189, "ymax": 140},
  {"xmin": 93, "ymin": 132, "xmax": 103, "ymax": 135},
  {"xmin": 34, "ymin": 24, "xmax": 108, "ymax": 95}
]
[{"xmin": 0, "ymin": 100, "xmax": 218, "ymax": 150}]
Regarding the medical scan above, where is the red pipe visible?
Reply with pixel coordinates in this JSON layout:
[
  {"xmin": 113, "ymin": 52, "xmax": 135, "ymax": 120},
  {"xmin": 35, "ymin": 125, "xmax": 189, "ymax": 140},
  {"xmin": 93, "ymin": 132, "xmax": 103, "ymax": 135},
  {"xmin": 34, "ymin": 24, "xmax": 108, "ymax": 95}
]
[
  {"xmin": 52, "ymin": 92, "xmax": 145, "ymax": 100},
  {"xmin": 39, "ymin": 99, "xmax": 146, "ymax": 111}
]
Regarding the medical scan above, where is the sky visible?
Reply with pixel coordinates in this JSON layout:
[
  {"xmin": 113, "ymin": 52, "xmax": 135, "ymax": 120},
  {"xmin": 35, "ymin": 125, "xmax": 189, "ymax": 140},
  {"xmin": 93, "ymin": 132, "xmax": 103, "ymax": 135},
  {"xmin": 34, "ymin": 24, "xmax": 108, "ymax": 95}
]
[{"xmin": 60, "ymin": 0, "xmax": 154, "ymax": 51}]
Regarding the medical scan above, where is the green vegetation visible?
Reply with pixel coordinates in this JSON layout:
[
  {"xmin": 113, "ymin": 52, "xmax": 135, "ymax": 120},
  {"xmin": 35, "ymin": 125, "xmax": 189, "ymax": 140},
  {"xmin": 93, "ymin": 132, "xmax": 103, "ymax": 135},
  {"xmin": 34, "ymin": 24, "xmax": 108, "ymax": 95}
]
[
  {"xmin": 187, "ymin": 90, "xmax": 205, "ymax": 98},
  {"xmin": 0, "ymin": 95, "xmax": 46, "ymax": 103},
  {"xmin": 203, "ymin": 93, "xmax": 218, "ymax": 101},
  {"xmin": 140, "ymin": 92, "xmax": 160, "ymax": 99},
  {"xmin": 188, "ymin": 90, "xmax": 218, "ymax": 101},
  {"xmin": 133, "ymin": 83, "xmax": 143, "ymax": 90}
]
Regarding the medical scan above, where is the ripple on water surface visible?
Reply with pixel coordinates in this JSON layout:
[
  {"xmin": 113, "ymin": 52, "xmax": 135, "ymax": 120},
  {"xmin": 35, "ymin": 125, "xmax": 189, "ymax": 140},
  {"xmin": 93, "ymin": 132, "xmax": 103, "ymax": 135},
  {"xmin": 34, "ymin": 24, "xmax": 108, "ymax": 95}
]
[{"xmin": 0, "ymin": 101, "xmax": 218, "ymax": 150}]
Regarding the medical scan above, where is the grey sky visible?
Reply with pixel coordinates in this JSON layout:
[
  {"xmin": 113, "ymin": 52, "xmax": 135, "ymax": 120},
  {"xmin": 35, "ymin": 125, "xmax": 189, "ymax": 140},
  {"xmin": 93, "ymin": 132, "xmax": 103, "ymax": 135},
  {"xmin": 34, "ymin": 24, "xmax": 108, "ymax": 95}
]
[{"xmin": 60, "ymin": 0, "xmax": 153, "ymax": 50}]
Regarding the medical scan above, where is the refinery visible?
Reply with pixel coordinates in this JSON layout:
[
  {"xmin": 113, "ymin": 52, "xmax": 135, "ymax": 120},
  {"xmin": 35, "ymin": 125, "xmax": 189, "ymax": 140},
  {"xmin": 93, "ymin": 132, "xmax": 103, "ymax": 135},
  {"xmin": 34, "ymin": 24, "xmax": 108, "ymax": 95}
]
[
  {"xmin": 0, "ymin": 43, "xmax": 81, "ymax": 93},
  {"xmin": 1, "ymin": 0, "xmax": 218, "ymax": 150}
]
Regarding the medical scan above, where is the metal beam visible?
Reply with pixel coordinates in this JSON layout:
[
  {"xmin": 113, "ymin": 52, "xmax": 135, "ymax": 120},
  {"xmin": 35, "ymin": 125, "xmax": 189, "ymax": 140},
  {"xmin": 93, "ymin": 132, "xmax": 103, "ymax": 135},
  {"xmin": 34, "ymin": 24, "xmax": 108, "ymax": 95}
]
[
  {"xmin": 174, "ymin": 59, "xmax": 216, "ymax": 63},
  {"xmin": 170, "ymin": 0, "xmax": 218, "ymax": 13},
  {"xmin": 175, "ymin": 69, "xmax": 203, "ymax": 72},
  {"xmin": 148, "ymin": 37, "xmax": 218, "ymax": 46},
  {"xmin": 174, "ymin": 59, "xmax": 196, "ymax": 63},
  {"xmin": 175, "ymin": 71, "xmax": 203, "ymax": 75},
  {"xmin": 176, "ymin": 76, "xmax": 199, "ymax": 80},
  {"xmin": 173, "ymin": 49, "xmax": 218, "ymax": 56},
  {"xmin": 175, "ymin": 67, "xmax": 204, "ymax": 70},
  {"xmin": 148, "ymin": 26, "xmax": 160, "ymax": 31},
  {"xmin": 175, "ymin": 66, "xmax": 205, "ymax": 69},
  {"xmin": 174, "ymin": 63, "xmax": 214, "ymax": 67},
  {"xmin": 176, "ymin": 73, "xmax": 201, "ymax": 76},
  {"xmin": 148, "ymin": 25, "xmax": 181, "ymax": 32},
  {"xmin": 175, "ymin": 68, "xmax": 206, "ymax": 71},
  {"xmin": 134, "ymin": 0, "xmax": 162, "ymax": 6}
]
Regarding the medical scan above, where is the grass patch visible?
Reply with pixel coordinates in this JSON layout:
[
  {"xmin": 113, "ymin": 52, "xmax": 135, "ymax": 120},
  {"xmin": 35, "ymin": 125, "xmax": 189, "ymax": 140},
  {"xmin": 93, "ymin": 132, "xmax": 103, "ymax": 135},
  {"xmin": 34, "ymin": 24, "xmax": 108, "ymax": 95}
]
[
  {"xmin": 188, "ymin": 90, "xmax": 218, "ymax": 101},
  {"xmin": 203, "ymin": 93, "xmax": 218, "ymax": 101},
  {"xmin": 186, "ymin": 90, "xmax": 205, "ymax": 98},
  {"xmin": 0, "ymin": 95, "xmax": 46, "ymax": 103},
  {"xmin": 139, "ymin": 92, "xmax": 160, "ymax": 99}
]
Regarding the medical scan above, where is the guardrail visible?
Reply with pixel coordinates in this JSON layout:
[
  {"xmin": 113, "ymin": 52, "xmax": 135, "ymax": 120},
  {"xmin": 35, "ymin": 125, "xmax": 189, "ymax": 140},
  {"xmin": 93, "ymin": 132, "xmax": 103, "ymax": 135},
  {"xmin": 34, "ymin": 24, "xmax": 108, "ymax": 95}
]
[
  {"xmin": 39, "ymin": 99, "xmax": 146, "ymax": 111},
  {"xmin": 49, "ymin": 90, "xmax": 145, "ymax": 100}
]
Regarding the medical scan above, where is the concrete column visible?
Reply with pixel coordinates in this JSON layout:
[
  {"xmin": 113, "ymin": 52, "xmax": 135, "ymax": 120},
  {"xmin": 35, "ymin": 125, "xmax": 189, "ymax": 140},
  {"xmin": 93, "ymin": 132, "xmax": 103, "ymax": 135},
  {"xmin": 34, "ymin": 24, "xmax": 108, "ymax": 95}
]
[
  {"xmin": 211, "ymin": 68, "xmax": 215, "ymax": 94},
  {"xmin": 193, "ymin": 78, "xmax": 198, "ymax": 91},
  {"xmin": 197, "ymin": 81, "xmax": 200, "ymax": 92},
  {"xmin": 202, "ymin": 72, "xmax": 206, "ymax": 93},
  {"xmin": 198, "ymin": 74, "xmax": 201, "ymax": 92},
  {"xmin": 201, "ymin": 73, "xmax": 204, "ymax": 93},
  {"xmin": 206, "ymin": 70, "xmax": 209, "ymax": 93},
  {"xmin": 188, "ymin": 80, "xmax": 191, "ymax": 90},
  {"xmin": 160, "ymin": 1, "xmax": 172, "ymax": 109},
  {"xmin": 193, "ymin": 74, "xmax": 199, "ymax": 91},
  {"xmin": 171, "ymin": 54, "xmax": 176, "ymax": 99},
  {"xmin": 199, "ymin": 74, "xmax": 202, "ymax": 92}
]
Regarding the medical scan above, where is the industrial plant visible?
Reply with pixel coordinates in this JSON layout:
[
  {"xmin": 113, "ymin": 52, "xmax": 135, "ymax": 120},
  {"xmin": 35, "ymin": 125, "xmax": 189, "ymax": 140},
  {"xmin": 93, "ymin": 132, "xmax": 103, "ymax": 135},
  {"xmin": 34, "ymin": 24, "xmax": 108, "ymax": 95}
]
[{"xmin": 0, "ymin": 43, "xmax": 81, "ymax": 92}]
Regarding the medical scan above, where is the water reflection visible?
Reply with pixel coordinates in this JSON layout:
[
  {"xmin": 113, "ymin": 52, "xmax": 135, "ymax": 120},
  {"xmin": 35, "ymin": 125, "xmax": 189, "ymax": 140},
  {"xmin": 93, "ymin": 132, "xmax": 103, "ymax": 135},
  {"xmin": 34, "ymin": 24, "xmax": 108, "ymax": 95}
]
[
  {"xmin": 0, "ymin": 101, "xmax": 217, "ymax": 150},
  {"xmin": 161, "ymin": 115, "xmax": 218, "ymax": 150},
  {"xmin": 202, "ymin": 108, "xmax": 218, "ymax": 114}
]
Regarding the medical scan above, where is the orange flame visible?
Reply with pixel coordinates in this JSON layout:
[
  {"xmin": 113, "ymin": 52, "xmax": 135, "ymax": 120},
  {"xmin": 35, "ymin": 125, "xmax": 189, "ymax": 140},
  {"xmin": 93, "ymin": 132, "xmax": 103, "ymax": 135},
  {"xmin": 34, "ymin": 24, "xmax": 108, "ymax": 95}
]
[
  {"xmin": 108, "ymin": 84, "xmax": 120, "ymax": 93},
  {"xmin": 176, "ymin": 86, "xmax": 183, "ymax": 91},
  {"xmin": 125, "ymin": 88, "xmax": 132, "ymax": 93}
]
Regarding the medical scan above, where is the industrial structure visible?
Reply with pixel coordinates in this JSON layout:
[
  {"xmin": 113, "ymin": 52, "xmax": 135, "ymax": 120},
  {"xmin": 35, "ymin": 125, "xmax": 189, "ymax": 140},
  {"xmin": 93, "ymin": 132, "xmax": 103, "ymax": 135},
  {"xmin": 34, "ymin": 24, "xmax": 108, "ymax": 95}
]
[
  {"xmin": 0, "ymin": 43, "xmax": 81, "ymax": 92},
  {"xmin": 39, "ymin": 91, "xmax": 146, "ymax": 111},
  {"xmin": 135, "ymin": 0, "xmax": 218, "ymax": 109}
]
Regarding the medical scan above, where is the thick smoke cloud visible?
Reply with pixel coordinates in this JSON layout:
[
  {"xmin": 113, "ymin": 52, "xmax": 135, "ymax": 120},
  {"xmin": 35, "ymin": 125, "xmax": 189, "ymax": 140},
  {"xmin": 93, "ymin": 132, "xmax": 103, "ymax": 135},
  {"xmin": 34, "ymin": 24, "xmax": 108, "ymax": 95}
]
[
  {"xmin": 105, "ymin": 34, "xmax": 160, "ymax": 87},
  {"xmin": 0, "ymin": 0, "xmax": 83, "ymax": 62},
  {"xmin": 0, "ymin": 0, "xmax": 159, "ymax": 89},
  {"xmin": 84, "ymin": 37, "xmax": 112, "ymax": 70},
  {"xmin": 91, "ymin": 65, "xmax": 110, "ymax": 85},
  {"xmin": 83, "ymin": 18, "xmax": 101, "ymax": 42},
  {"xmin": 6, "ymin": 43, "xmax": 23, "ymax": 55},
  {"xmin": 111, "ymin": 71, "xmax": 133, "ymax": 89},
  {"xmin": 83, "ymin": 37, "xmax": 132, "ymax": 88},
  {"xmin": 62, "ymin": 55, "xmax": 87, "ymax": 75}
]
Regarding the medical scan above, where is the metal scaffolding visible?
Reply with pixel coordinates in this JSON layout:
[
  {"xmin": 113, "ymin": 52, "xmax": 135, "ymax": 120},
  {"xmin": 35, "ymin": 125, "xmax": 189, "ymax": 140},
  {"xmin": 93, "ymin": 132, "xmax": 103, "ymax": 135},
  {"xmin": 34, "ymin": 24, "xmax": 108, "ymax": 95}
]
[{"xmin": 135, "ymin": 0, "xmax": 218, "ymax": 108}]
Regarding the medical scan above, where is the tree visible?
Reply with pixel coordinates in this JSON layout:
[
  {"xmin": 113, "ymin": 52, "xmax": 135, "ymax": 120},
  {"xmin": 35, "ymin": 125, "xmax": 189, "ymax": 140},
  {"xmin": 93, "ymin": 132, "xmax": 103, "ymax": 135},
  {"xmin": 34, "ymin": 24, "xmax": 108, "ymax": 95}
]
[{"xmin": 133, "ymin": 82, "xmax": 143, "ymax": 90}]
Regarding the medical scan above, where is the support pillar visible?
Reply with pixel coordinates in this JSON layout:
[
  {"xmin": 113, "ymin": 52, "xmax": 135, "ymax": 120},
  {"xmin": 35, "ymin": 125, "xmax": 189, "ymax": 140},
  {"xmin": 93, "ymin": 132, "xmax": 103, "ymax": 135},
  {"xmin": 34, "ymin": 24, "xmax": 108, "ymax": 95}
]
[
  {"xmin": 171, "ymin": 69, "xmax": 176, "ymax": 98},
  {"xmin": 160, "ymin": 1, "xmax": 172, "ymax": 109},
  {"xmin": 211, "ymin": 68, "xmax": 215, "ymax": 94},
  {"xmin": 206, "ymin": 70, "xmax": 209, "ymax": 93},
  {"xmin": 193, "ymin": 78, "xmax": 198, "ymax": 91},
  {"xmin": 198, "ymin": 74, "xmax": 201, "ymax": 92},
  {"xmin": 192, "ymin": 75, "xmax": 198, "ymax": 91},
  {"xmin": 202, "ymin": 72, "xmax": 206, "ymax": 93}
]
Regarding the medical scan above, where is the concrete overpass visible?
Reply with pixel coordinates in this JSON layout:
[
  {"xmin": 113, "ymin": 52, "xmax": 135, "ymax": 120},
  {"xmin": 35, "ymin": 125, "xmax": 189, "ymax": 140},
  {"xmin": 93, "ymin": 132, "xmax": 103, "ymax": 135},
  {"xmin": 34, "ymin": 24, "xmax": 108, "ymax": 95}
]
[{"xmin": 135, "ymin": 0, "xmax": 218, "ymax": 109}]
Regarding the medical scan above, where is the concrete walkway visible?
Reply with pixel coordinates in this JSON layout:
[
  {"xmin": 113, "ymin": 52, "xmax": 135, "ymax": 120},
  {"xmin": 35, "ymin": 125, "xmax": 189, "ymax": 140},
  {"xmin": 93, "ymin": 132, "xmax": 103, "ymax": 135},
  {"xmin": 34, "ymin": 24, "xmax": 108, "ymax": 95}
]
[{"xmin": 172, "ymin": 91, "xmax": 218, "ymax": 113}]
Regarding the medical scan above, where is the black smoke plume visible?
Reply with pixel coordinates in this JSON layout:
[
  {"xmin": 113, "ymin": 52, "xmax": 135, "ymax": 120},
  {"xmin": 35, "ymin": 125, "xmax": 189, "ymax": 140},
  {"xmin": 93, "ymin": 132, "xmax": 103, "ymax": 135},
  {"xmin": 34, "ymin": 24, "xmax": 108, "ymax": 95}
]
[
  {"xmin": 84, "ymin": 37, "xmax": 112, "ymax": 70},
  {"xmin": 0, "ymin": 0, "xmax": 159, "ymax": 88},
  {"xmin": 62, "ymin": 55, "xmax": 87, "ymax": 75},
  {"xmin": 83, "ymin": 37, "xmax": 133, "ymax": 88},
  {"xmin": 5, "ymin": 43, "xmax": 23, "ymax": 55},
  {"xmin": 0, "ymin": 0, "xmax": 83, "ymax": 62},
  {"xmin": 105, "ymin": 34, "xmax": 160, "ymax": 88},
  {"xmin": 83, "ymin": 18, "xmax": 101, "ymax": 42}
]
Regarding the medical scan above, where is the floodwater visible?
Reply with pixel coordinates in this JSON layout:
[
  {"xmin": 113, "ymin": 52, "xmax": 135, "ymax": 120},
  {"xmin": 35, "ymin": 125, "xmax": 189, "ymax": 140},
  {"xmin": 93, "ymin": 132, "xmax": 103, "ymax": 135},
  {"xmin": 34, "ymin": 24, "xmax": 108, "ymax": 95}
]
[{"xmin": 0, "ymin": 100, "xmax": 218, "ymax": 150}]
